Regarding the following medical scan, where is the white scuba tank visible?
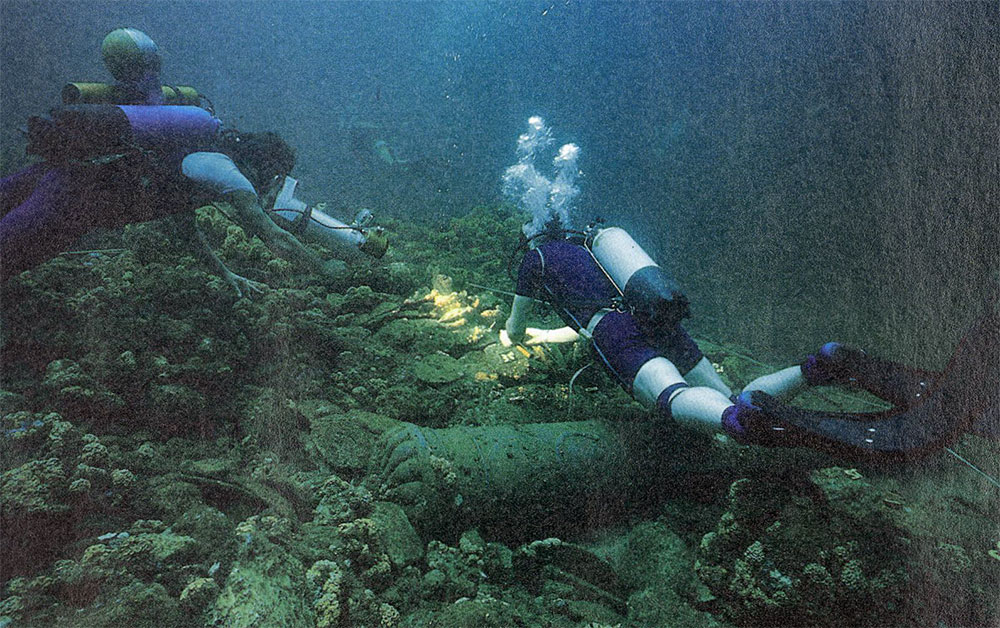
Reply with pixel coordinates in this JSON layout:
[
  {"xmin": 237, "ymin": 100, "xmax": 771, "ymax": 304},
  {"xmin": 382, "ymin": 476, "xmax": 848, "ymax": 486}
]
[
  {"xmin": 589, "ymin": 227, "xmax": 656, "ymax": 291},
  {"xmin": 588, "ymin": 226, "xmax": 690, "ymax": 328},
  {"xmin": 272, "ymin": 176, "xmax": 386, "ymax": 257}
]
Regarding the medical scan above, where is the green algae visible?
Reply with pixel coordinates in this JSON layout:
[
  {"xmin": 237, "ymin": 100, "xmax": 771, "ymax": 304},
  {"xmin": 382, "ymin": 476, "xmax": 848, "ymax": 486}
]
[
  {"xmin": 411, "ymin": 353, "xmax": 465, "ymax": 384},
  {"xmin": 1, "ymin": 206, "xmax": 997, "ymax": 628}
]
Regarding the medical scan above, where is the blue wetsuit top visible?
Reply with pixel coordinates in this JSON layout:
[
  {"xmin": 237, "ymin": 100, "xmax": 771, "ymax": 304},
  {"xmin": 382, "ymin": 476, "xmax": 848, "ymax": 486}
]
[
  {"xmin": 515, "ymin": 240, "xmax": 619, "ymax": 330},
  {"xmin": 514, "ymin": 238, "xmax": 704, "ymax": 379}
]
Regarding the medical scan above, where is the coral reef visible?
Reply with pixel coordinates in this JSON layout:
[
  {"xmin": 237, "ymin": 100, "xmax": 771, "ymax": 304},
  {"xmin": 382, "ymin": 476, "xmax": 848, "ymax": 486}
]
[
  {"xmin": 1, "ymin": 204, "xmax": 997, "ymax": 628},
  {"xmin": 695, "ymin": 468, "xmax": 999, "ymax": 626}
]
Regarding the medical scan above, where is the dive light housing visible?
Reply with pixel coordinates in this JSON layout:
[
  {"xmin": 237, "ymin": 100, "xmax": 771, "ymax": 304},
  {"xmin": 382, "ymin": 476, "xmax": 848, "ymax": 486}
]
[{"xmin": 271, "ymin": 176, "xmax": 387, "ymax": 258}]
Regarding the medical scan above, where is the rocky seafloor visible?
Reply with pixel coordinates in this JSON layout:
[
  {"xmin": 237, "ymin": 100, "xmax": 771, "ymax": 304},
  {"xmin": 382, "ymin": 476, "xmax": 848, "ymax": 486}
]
[{"xmin": 1, "ymin": 204, "xmax": 998, "ymax": 627}]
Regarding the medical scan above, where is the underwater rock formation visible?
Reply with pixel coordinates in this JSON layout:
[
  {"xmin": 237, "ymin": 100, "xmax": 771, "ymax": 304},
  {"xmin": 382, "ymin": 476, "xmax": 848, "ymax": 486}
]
[
  {"xmin": 695, "ymin": 467, "xmax": 1000, "ymax": 626},
  {"xmin": 1, "ymin": 206, "xmax": 997, "ymax": 627}
]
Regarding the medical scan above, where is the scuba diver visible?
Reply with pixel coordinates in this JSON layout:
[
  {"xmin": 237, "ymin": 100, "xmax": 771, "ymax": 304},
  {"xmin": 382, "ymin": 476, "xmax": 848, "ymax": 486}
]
[
  {"xmin": 0, "ymin": 28, "xmax": 386, "ymax": 293},
  {"xmin": 501, "ymin": 117, "xmax": 998, "ymax": 463}
]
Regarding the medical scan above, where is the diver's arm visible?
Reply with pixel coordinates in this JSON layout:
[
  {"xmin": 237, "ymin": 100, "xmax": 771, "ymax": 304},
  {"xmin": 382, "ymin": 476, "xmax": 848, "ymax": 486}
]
[
  {"xmin": 172, "ymin": 213, "xmax": 266, "ymax": 297},
  {"xmin": 180, "ymin": 153, "xmax": 340, "ymax": 281},
  {"xmin": 501, "ymin": 295, "xmax": 535, "ymax": 346},
  {"xmin": 522, "ymin": 326, "xmax": 580, "ymax": 345},
  {"xmin": 224, "ymin": 190, "xmax": 341, "ymax": 281}
]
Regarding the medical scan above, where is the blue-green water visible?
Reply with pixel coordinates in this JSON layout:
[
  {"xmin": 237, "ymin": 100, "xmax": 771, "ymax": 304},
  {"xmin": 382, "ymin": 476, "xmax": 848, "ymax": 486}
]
[
  {"xmin": 1, "ymin": 2, "xmax": 998, "ymax": 627},
  {"xmin": 3, "ymin": 0, "xmax": 997, "ymax": 363}
]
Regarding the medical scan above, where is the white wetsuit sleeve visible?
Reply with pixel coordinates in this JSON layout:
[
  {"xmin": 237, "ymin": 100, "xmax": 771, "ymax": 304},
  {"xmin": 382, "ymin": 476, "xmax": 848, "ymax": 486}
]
[
  {"xmin": 181, "ymin": 152, "xmax": 257, "ymax": 197},
  {"xmin": 505, "ymin": 295, "xmax": 534, "ymax": 340}
]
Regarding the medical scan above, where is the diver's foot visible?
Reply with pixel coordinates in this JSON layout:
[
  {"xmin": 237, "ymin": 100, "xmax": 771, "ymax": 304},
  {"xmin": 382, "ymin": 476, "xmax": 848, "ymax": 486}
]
[
  {"xmin": 722, "ymin": 391, "xmax": 807, "ymax": 448},
  {"xmin": 721, "ymin": 392, "xmax": 761, "ymax": 444},
  {"xmin": 801, "ymin": 342, "xmax": 867, "ymax": 386}
]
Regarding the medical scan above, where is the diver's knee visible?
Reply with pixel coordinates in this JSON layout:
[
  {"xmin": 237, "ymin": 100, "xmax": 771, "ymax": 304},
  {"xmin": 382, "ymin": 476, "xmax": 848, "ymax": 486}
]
[
  {"xmin": 659, "ymin": 385, "xmax": 733, "ymax": 427},
  {"xmin": 632, "ymin": 357, "xmax": 684, "ymax": 407}
]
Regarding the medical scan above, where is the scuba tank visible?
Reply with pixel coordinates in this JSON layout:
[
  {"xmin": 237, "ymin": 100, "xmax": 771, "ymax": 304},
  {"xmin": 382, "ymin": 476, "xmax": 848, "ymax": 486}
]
[
  {"xmin": 271, "ymin": 176, "xmax": 388, "ymax": 258},
  {"xmin": 26, "ymin": 104, "xmax": 221, "ymax": 162},
  {"xmin": 587, "ymin": 226, "xmax": 690, "ymax": 330},
  {"xmin": 28, "ymin": 72, "xmax": 216, "ymax": 161},
  {"xmin": 62, "ymin": 82, "xmax": 202, "ymax": 106}
]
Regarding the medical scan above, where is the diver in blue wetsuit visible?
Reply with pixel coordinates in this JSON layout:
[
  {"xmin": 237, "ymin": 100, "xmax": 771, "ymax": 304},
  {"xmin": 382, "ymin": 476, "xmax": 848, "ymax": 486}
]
[
  {"xmin": 503, "ymin": 220, "xmax": 737, "ymax": 429},
  {"xmin": 0, "ymin": 28, "xmax": 385, "ymax": 292},
  {"xmin": 501, "ymin": 117, "xmax": 998, "ymax": 463},
  {"xmin": 504, "ymin": 220, "xmax": 999, "ymax": 462}
]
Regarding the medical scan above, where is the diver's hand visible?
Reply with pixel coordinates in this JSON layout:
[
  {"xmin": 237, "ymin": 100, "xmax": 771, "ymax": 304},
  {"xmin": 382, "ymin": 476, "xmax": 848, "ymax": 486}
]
[
  {"xmin": 523, "ymin": 327, "xmax": 549, "ymax": 345},
  {"xmin": 500, "ymin": 329, "xmax": 524, "ymax": 347},
  {"xmin": 500, "ymin": 327, "xmax": 568, "ymax": 346},
  {"xmin": 225, "ymin": 271, "xmax": 268, "ymax": 298}
]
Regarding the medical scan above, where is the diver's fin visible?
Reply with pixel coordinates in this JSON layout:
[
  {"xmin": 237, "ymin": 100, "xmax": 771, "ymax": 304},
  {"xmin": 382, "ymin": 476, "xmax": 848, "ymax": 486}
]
[{"xmin": 740, "ymin": 310, "xmax": 1000, "ymax": 462}]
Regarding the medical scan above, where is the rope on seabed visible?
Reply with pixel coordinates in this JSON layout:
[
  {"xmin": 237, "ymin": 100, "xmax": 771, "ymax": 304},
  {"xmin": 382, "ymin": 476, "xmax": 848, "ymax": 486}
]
[
  {"xmin": 59, "ymin": 248, "xmax": 128, "ymax": 255},
  {"xmin": 944, "ymin": 447, "xmax": 1000, "ymax": 490}
]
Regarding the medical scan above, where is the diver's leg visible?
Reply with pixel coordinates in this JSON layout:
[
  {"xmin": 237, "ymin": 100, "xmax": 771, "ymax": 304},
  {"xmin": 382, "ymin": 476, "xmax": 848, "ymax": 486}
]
[
  {"xmin": 684, "ymin": 357, "xmax": 733, "ymax": 397},
  {"xmin": 591, "ymin": 311, "xmax": 731, "ymax": 429},
  {"xmin": 743, "ymin": 340, "xmax": 937, "ymax": 406},
  {"xmin": 0, "ymin": 167, "xmax": 93, "ymax": 281},
  {"xmin": 665, "ymin": 385, "xmax": 734, "ymax": 429},
  {"xmin": 743, "ymin": 365, "xmax": 808, "ymax": 399},
  {"xmin": 658, "ymin": 323, "xmax": 733, "ymax": 397},
  {"xmin": 743, "ymin": 342, "xmax": 850, "ymax": 399},
  {"xmin": 0, "ymin": 164, "xmax": 48, "ymax": 218}
]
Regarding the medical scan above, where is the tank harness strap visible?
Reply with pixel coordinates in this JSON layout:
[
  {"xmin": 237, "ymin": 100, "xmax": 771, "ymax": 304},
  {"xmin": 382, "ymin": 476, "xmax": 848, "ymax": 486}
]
[
  {"xmin": 539, "ymin": 246, "xmax": 591, "ymax": 337},
  {"xmin": 289, "ymin": 205, "xmax": 313, "ymax": 235},
  {"xmin": 581, "ymin": 309, "xmax": 611, "ymax": 341},
  {"xmin": 583, "ymin": 239, "xmax": 628, "ymax": 312}
]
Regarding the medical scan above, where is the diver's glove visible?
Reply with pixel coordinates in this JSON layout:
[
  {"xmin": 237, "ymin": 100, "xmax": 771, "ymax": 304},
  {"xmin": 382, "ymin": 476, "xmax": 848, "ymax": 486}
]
[
  {"xmin": 721, "ymin": 391, "xmax": 809, "ymax": 448},
  {"xmin": 223, "ymin": 270, "xmax": 268, "ymax": 298}
]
